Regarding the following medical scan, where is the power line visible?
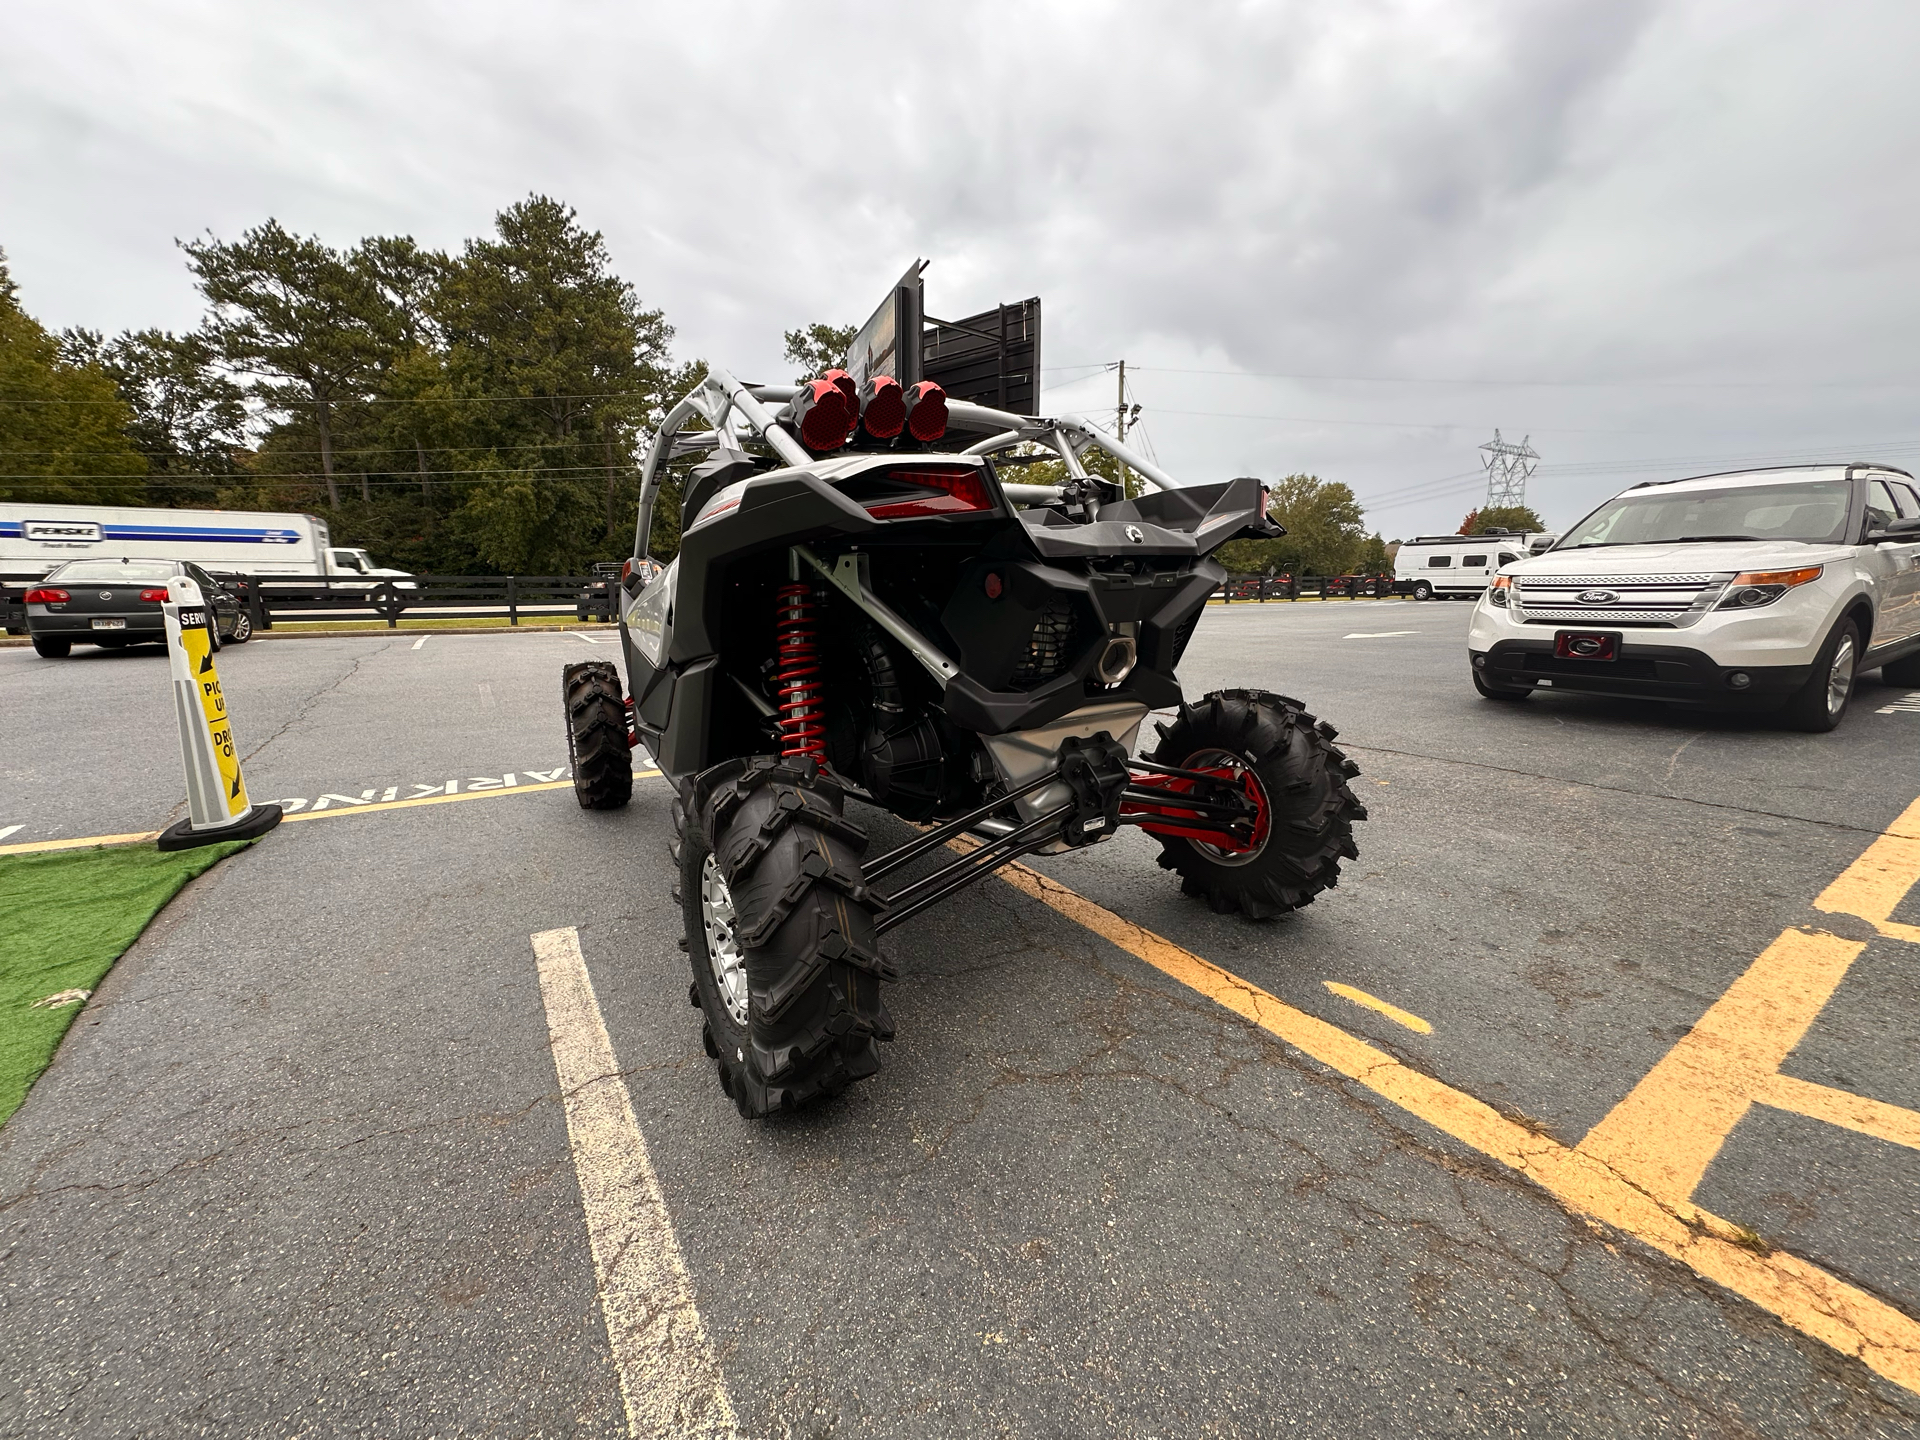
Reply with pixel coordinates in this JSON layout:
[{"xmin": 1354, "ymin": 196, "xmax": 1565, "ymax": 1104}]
[{"xmin": 1045, "ymin": 363, "xmax": 1920, "ymax": 392}]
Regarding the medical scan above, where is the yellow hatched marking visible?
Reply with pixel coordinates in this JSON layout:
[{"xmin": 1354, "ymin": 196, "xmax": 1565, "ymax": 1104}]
[
  {"xmin": 1576, "ymin": 927, "xmax": 1866, "ymax": 1206},
  {"xmin": 990, "ymin": 858, "xmax": 1920, "ymax": 1395},
  {"xmin": 1323, "ymin": 980, "xmax": 1433, "ymax": 1033},
  {"xmin": 1755, "ymin": 1073, "xmax": 1920, "ymax": 1154}
]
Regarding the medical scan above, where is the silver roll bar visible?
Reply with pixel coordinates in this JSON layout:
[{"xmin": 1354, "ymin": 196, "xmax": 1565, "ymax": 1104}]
[{"xmin": 631, "ymin": 368, "xmax": 1183, "ymax": 561}]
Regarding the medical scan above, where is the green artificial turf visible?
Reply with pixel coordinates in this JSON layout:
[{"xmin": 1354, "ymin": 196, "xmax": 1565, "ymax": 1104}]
[{"xmin": 0, "ymin": 841, "xmax": 249, "ymax": 1125}]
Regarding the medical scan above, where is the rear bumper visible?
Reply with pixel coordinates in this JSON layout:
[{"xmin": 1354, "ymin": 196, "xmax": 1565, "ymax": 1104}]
[
  {"xmin": 28, "ymin": 612, "xmax": 166, "ymax": 640},
  {"xmin": 1472, "ymin": 638, "xmax": 1811, "ymax": 707}
]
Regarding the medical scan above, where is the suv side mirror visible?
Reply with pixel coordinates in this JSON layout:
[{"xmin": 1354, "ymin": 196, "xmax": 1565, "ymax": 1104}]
[{"xmin": 1868, "ymin": 516, "xmax": 1920, "ymax": 542}]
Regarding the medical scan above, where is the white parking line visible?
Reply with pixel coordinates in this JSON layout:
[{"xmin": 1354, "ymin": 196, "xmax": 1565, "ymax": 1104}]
[
  {"xmin": 0, "ymin": 824, "xmax": 21, "ymax": 843},
  {"xmin": 411, "ymin": 636, "xmax": 430, "ymax": 650},
  {"xmin": 530, "ymin": 927, "xmax": 738, "ymax": 1440},
  {"xmin": 566, "ymin": 630, "xmax": 617, "ymax": 645},
  {"xmin": 1344, "ymin": 630, "xmax": 1422, "ymax": 639}
]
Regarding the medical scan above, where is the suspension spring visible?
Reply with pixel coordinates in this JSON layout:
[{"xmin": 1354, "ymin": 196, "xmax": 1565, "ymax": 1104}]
[{"xmin": 773, "ymin": 582, "xmax": 827, "ymax": 763}]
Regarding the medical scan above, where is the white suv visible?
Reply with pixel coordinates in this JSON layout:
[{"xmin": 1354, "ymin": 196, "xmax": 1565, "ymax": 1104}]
[{"xmin": 1467, "ymin": 464, "xmax": 1920, "ymax": 730}]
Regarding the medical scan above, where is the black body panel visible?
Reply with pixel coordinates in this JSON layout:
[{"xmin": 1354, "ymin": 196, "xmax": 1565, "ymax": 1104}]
[{"xmin": 628, "ymin": 455, "xmax": 1267, "ymax": 780}]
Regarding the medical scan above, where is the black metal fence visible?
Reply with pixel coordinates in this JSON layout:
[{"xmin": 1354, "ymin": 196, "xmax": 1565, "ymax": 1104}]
[
  {"xmin": 2, "ymin": 571, "xmax": 613, "ymax": 634},
  {"xmin": 1218, "ymin": 574, "xmax": 1403, "ymax": 601}
]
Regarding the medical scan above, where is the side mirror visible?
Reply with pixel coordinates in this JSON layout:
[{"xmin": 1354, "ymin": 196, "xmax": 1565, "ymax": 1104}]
[{"xmin": 1868, "ymin": 516, "xmax": 1920, "ymax": 542}]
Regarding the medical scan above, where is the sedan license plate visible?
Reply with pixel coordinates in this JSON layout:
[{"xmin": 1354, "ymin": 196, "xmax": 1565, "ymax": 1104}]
[
  {"xmin": 91, "ymin": 617, "xmax": 128, "ymax": 630},
  {"xmin": 1555, "ymin": 631, "xmax": 1616, "ymax": 661}
]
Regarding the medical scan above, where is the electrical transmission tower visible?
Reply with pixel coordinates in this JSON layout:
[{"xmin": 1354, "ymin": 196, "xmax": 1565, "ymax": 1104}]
[{"xmin": 1479, "ymin": 430, "xmax": 1539, "ymax": 510}]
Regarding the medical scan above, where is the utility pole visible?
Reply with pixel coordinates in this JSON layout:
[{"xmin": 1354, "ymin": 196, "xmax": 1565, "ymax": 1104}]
[{"xmin": 1116, "ymin": 359, "xmax": 1127, "ymax": 444}]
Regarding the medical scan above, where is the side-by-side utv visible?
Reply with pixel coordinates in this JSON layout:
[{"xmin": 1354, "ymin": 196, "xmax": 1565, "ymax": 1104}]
[{"xmin": 564, "ymin": 278, "xmax": 1365, "ymax": 1116}]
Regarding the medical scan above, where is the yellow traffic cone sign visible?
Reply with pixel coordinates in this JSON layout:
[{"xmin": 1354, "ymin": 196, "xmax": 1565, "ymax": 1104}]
[{"xmin": 156, "ymin": 576, "xmax": 282, "ymax": 851}]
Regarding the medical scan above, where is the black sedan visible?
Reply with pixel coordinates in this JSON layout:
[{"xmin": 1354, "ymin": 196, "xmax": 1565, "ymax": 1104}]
[{"xmin": 23, "ymin": 558, "xmax": 250, "ymax": 659}]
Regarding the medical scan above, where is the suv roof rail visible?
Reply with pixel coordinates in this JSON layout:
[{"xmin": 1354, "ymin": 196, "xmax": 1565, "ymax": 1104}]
[{"xmin": 1628, "ymin": 461, "xmax": 1914, "ymax": 490}]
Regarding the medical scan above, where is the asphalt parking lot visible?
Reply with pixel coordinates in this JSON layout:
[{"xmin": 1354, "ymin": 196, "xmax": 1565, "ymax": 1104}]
[{"xmin": 3, "ymin": 601, "xmax": 1918, "ymax": 1438}]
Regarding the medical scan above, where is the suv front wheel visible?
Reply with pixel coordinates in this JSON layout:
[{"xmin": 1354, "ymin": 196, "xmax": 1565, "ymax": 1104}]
[{"xmin": 1780, "ymin": 616, "xmax": 1860, "ymax": 733}]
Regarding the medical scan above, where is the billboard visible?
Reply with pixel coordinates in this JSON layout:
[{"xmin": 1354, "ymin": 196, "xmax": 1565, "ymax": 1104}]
[
  {"xmin": 921, "ymin": 298, "xmax": 1042, "ymax": 416},
  {"xmin": 841, "ymin": 262, "xmax": 1045, "ymax": 417},
  {"xmin": 843, "ymin": 261, "xmax": 926, "ymax": 389}
]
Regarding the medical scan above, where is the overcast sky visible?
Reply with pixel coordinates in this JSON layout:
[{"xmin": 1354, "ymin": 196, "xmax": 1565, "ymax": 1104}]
[{"xmin": 4, "ymin": 1, "xmax": 1915, "ymax": 537}]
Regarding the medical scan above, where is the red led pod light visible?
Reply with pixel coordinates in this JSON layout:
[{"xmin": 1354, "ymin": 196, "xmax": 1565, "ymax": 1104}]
[
  {"xmin": 791, "ymin": 378, "xmax": 855, "ymax": 452},
  {"xmin": 859, "ymin": 374, "xmax": 907, "ymax": 439},
  {"xmin": 903, "ymin": 381, "xmax": 947, "ymax": 441},
  {"xmin": 821, "ymin": 368, "xmax": 858, "ymax": 408}
]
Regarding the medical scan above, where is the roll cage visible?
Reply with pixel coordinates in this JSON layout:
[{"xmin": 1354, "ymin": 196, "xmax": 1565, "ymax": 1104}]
[{"xmin": 632, "ymin": 364, "xmax": 1184, "ymax": 562}]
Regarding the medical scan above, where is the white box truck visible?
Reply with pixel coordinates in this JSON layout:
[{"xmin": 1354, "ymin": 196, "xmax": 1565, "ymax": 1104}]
[{"xmin": 0, "ymin": 502, "xmax": 410, "ymax": 583}]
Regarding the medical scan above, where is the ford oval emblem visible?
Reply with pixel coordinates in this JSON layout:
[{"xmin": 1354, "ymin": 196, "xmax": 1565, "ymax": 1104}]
[
  {"xmin": 1125, "ymin": 525, "xmax": 1145, "ymax": 544},
  {"xmin": 1576, "ymin": 589, "xmax": 1618, "ymax": 604}
]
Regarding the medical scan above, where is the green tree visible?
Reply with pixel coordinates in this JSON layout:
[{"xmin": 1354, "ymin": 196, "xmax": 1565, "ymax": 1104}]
[
  {"xmin": 1458, "ymin": 504, "xmax": 1544, "ymax": 535},
  {"xmin": 183, "ymin": 219, "xmax": 399, "ymax": 506},
  {"xmin": 0, "ymin": 253, "xmax": 144, "ymax": 505},
  {"xmin": 434, "ymin": 196, "xmax": 675, "ymax": 572},
  {"xmin": 783, "ymin": 322, "xmax": 857, "ymax": 382},
  {"xmin": 1216, "ymin": 473, "xmax": 1369, "ymax": 575},
  {"xmin": 63, "ymin": 328, "xmax": 249, "ymax": 507},
  {"xmin": 1356, "ymin": 532, "xmax": 1391, "ymax": 574}
]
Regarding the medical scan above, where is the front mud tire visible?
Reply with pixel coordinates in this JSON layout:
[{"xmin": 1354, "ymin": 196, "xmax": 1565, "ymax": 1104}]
[
  {"xmin": 564, "ymin": 660, "xmax": 632, "ymax": 809},
  {"xmin": 1151, "ymin": 689, "xmax": 1366, "ymax": 920},
  {"xmin": 682, "ymin": 759, "xmax": 894, "ymax": 1117}
]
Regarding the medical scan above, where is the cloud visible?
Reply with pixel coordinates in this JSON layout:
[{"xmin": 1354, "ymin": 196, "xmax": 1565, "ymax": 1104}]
[{"xmin": 3, "ymin": 0, "xmax": 1915, "ymax": 534}]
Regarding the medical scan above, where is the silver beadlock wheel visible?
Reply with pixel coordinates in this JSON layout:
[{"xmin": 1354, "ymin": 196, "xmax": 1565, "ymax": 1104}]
[{"xmin": 701, "ymin": 852, "xmax": 749, "ymax": 1026}]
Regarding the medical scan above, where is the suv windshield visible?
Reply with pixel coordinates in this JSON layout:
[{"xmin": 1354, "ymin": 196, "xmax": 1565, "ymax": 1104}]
[
  {"xmin": 44, "ymin": 559, "xmax": 178, "ymax": 582},
  {"xmin": 1558, "ymin": 479, "xmax": 1853, "ymax": 549}
]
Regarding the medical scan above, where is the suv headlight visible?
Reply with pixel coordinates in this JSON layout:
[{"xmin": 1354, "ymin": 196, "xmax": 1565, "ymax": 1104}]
[
  {"xmin": 1716, "ymin": 565, "xmax": 1822, "ymax": 610},
  {"xmin": 1487, "ymin": 575, "xmax": 1511, "ymax": 608}
]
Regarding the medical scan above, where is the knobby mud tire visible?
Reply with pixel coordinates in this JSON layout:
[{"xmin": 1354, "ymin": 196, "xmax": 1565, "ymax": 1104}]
[
  {"xmin": 563, "ymin": 660, "xmax": 632, "ymax": 810},
  {"xmin": 681, "ymin": 758, "xmax": 894, "ymax": 1117},
  {"xmin": 1150, "ymin": 688, "xmax": 1366, "ymax": 919}
]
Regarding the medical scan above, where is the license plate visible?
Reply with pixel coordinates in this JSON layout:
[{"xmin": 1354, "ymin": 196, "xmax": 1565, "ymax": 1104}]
[
  {"xmin": 1555, "ymin": 631, "xmax": 1616, "ymax": 660},
  {"xmin": 91, "ymin": 617, "xmax": 127, "ymax": 630}
]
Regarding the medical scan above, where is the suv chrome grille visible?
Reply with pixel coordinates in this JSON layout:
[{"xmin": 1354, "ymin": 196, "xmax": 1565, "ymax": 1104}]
[{"xmin": 1512, "ymin": 572, "xmax": 1732, "ymax": 628}]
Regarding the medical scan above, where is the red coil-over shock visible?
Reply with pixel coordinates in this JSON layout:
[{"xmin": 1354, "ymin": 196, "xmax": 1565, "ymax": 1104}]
[{"xmin": 773, "ymin": 582, "xmax": 827, "ymax": 764}]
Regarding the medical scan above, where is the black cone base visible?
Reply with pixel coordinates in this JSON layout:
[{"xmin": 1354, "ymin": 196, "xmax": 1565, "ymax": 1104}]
[{"xmin": 157, "ymin": 803, "xmax": 283, "ymax": 852}]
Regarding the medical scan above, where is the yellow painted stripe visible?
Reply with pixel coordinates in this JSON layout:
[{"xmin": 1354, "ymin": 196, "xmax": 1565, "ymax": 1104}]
[
  {"xmin": 0, "ymin": 770, "xmax": 665, "ymax": 853},
  {"xmin": 0, "ymin": 830, "xmax": 163, "ymax": 855},
  {"xmin": 991, "ymin": 859, "xmax": 1920, "ymax": 1395},
  {"xmin": 1814, "ymin": 793, "xmax": 1920, "ymax": 926},
  {"xmin": 1757, "ymin": 1073, "xmax": 1920, "ymax": 1154},
  {"xmin": 1324, "ymin": 980, "xmax": 1433, "ymax": 1033},
  {"xmin": 1576, "ymin": 926, "xmax": 1866, "ymax": 1205},
  {"xmin": 531, "ymin": 927, "xmax": 738, "ymax": 1438}
]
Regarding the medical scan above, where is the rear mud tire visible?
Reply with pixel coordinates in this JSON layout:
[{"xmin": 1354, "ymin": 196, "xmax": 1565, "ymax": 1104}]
[
  {"xmin": 564, "ymin": 660, "xmax": 632, "ymax": 809},
  {"xmin": 1150, "ymin": 689, "xmax": 1366, "ymax": 920},
  {"xmin": 31, "ymin": 635, "xmax": 70, "ymax": 658},
  {"xmin": 682, "ymin": 758, "xmax": 893, "ymax": 1117}
]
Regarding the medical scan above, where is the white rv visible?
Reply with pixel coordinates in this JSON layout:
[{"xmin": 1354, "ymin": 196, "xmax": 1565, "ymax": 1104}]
[
  {"xmin": 1393, "ymin": 531, "xmax": 1554, "ymax": 600},
  {"xmin": 0, "ymin": 502, "xmax": 410, "ymax": 583}
]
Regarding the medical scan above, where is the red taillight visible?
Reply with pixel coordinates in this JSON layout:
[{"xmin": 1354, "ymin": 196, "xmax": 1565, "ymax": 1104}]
[
  {"xmin": 793, "ymin": 379, "xmax": 855, "ymax": 452},
  {"xmin": 864, "ymin": 466, "xmax": 992, "ymax": 519},
  {"xmin": 24, "ymin": 588, "xmax": 69, "ymax": 604},
  {"xmin": 903, "ymin": 381, "xmax": 947, "ymax": 441},
  {"xmin": 139, "ymin": 588, "xmax": 169, "ymax": 602},
  {"xmin": 859, "ymin": 374, "xmax": 907, "ymax": 440},
  {"xmin": 619, "ymin": 558, "xmax": 633, "ymax": 585}
]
